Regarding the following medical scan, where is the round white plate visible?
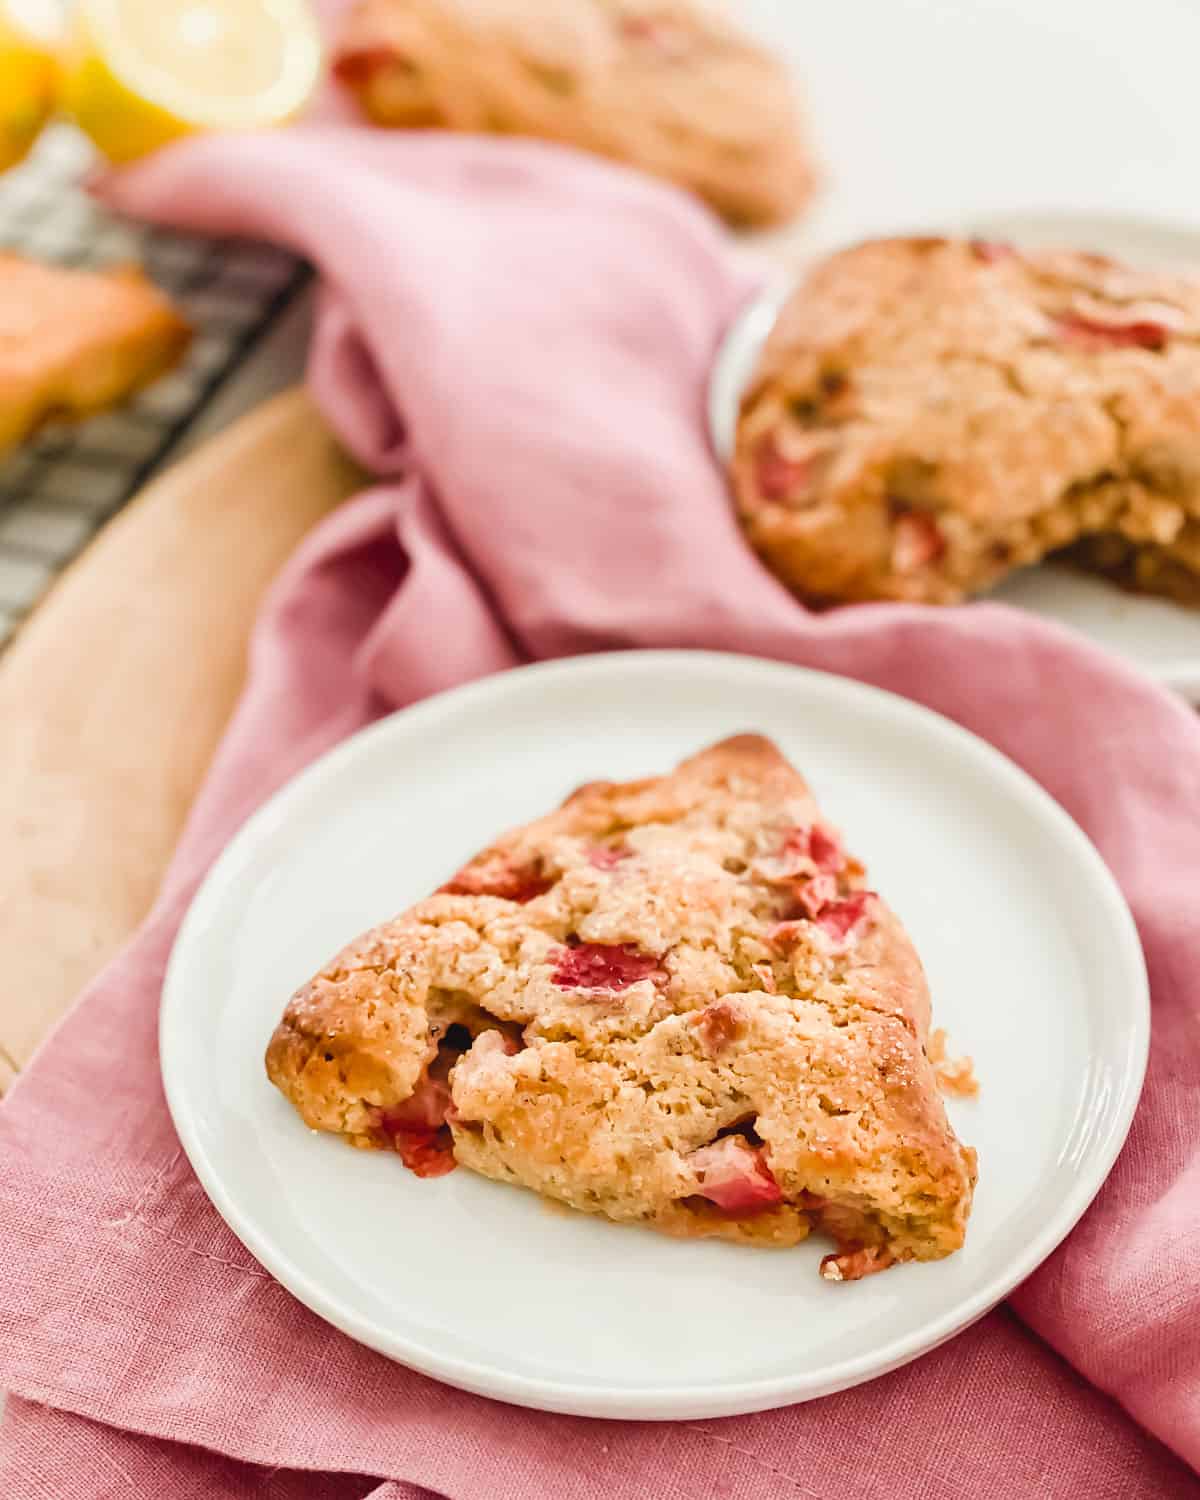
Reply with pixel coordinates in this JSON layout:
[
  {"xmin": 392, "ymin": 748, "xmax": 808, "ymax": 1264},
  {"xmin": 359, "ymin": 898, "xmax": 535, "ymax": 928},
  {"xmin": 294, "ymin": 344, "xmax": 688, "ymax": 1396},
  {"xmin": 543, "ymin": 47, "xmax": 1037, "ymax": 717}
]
[
  {"xmin": 161, "ymin": 651, "xmax": 1149, "ymax": 1420},
  {"xmin": 710, "ymin": 212, "xmax": 1200, "ymax": 704}
]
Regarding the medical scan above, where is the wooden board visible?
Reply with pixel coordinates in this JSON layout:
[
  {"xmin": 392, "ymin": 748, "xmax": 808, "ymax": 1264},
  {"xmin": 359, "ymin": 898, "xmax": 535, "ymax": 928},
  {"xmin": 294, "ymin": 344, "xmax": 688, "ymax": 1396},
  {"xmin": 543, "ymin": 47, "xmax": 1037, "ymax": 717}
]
[{"xmin": 0, "ymin": 390, "xmax": 362, "ymax": 1089}]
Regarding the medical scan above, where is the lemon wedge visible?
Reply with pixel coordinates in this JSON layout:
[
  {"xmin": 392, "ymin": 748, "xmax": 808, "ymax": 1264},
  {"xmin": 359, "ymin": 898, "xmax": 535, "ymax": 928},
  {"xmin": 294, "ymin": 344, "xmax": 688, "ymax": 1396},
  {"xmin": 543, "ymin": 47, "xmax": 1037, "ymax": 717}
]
[
  {"xmin": 60, "ymin": 0, "xmax": 323, "ymax": 164},
  {"xmin": 0, "ymin": 0, "xmax": 61, "ymax": 172}
]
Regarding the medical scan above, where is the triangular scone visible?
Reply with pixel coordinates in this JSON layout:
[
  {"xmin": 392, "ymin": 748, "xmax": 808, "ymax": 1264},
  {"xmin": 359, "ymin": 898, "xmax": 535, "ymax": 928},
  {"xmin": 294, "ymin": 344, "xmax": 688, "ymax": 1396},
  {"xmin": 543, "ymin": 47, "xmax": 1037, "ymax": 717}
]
[{"xmin": 267, "ymin": 734, "xmax": 977, "ymax": 1280}]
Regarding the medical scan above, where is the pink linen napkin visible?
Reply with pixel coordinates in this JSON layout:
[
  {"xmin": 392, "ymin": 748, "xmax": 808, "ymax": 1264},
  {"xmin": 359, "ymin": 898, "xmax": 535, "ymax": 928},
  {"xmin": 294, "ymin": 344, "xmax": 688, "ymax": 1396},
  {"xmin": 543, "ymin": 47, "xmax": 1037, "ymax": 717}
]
[{"xmin": 2, "ymin": 128, "xmax": 1200, "ymax": 1499}]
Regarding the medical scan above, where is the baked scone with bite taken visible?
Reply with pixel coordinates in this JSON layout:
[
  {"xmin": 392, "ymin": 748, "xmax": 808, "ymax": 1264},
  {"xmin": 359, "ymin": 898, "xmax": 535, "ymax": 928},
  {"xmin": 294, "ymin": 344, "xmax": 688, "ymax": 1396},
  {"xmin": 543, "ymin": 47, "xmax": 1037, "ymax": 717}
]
[
  {"xmin": 0, "ymin": 255, "xmax": 190, "ymax": 456},
  {"xmin": 332, "ymin": 0, "xmax": 814, "ymax": 228},
  {"xmin": 733, "ymin": 236, "xmax": 1200, "ymax": 605},
  {"xmin": 266, "ymin": 734, "xmax": 976, "ymax": 1281}
]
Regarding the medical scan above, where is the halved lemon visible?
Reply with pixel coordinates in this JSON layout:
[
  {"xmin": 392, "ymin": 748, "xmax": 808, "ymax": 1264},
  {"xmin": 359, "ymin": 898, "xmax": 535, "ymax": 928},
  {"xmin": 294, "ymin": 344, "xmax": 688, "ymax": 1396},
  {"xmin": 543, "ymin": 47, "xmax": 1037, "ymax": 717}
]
[
  {"xmin": 60, "ymin": 0, "xmax": 323, "ymax": 164},
  {"xmin": 0, "ymin": 0, "xmax": 61, "ymax": 172}
]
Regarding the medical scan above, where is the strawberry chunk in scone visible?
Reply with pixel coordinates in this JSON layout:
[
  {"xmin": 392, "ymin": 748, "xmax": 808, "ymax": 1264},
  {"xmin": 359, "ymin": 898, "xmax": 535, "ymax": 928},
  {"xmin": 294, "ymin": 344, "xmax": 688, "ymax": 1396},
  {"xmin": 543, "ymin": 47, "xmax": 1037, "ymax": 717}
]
[
  {"xmin": 688, "ymin": 1135, "xmax": 783, "ymax": 1214},
  {"xmin": 376, "ymin": 1071, "xmax": 456, "ymax": 1178},
  {"xmin": 551, "ymin": 942, "xmax": 663, "ymax": 991}
]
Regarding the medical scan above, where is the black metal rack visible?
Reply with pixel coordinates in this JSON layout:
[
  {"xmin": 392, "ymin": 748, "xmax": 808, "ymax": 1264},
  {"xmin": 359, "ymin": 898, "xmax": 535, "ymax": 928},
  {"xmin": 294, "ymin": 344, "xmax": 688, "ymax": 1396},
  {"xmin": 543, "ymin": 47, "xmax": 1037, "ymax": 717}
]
[{"xmin": 0, "ymin": 125, "xmax": 310, "ymax": 647}]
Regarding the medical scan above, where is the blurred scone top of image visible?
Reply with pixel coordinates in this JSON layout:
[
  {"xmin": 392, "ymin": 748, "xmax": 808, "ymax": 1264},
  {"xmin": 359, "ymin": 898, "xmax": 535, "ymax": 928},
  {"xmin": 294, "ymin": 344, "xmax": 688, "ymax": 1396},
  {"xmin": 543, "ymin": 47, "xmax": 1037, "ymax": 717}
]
[
  {"xmin": 733, "ymin": 236, "xmax": 1200, "ymax": 609},
  {"xmin": 333, "ymin": 0, "xmax": 815, "ymax": 227}
]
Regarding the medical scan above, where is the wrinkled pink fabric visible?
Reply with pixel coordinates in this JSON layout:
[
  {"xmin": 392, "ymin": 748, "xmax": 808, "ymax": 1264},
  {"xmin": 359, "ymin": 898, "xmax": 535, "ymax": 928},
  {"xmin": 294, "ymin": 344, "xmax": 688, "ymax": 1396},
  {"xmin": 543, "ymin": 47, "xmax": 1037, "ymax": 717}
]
[{"xmin": 2, "ymin": 127, "xmax": 1199, "ymax": 1499}]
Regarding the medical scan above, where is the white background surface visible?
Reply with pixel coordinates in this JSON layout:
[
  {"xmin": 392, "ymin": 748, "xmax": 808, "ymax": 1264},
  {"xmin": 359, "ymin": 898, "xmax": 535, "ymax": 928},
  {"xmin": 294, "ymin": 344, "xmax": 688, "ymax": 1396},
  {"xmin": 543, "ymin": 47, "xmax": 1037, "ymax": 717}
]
[
  {"xmin": 161, "ymin": 653, "xmax": 1149, "ymax": 1418},
  {"xmin": 744, "ymin": 0, "xmax": 1200, "ymax": 257}
]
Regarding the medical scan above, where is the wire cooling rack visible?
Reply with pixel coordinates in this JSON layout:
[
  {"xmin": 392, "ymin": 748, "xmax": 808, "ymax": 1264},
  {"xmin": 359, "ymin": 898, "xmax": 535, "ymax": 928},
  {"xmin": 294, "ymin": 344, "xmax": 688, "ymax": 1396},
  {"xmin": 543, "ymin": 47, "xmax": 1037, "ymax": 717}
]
[{"xmin": 0, "ymin": 125, "xmax": 310, "ymax": 648}]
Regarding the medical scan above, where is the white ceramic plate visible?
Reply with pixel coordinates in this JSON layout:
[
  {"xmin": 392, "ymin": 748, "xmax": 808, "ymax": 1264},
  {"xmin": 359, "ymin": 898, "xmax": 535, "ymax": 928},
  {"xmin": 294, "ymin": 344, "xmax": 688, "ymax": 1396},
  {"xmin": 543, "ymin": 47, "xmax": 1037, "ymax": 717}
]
[
  {"xmin": 710, "ymin": 212, "xmax": 1200, "ymax": 703},
  {"xmin": 161, "ymin": 651, "xmax": 1149, "ymax": 1420}
]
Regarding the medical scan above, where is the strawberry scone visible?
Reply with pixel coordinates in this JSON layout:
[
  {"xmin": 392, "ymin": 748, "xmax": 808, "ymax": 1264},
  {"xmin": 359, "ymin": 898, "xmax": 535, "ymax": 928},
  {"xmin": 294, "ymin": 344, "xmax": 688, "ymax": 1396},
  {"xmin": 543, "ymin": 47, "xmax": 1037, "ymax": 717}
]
[
  {"xmin": 333, "ymin": 0, "xmax": 814, "ymax": 228},
  {"xmin": 266, "ymin": 735, "xmax": 977, "ymax": 1281},
  {"xmin": 733, "ymin": 236, "xmax": 1200, "ymax": 605}
]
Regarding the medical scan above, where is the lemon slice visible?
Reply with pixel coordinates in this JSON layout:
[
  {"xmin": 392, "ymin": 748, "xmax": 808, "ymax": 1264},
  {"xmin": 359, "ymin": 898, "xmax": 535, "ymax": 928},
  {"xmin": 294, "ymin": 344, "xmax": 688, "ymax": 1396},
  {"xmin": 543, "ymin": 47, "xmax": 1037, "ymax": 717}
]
[
  {"xmin": 61, "ymin": 0, "xmax": 323, "ymax": 164},
  {"xmin": 0, "ymin": 0, "xmax": 61, "ymax": 172}
]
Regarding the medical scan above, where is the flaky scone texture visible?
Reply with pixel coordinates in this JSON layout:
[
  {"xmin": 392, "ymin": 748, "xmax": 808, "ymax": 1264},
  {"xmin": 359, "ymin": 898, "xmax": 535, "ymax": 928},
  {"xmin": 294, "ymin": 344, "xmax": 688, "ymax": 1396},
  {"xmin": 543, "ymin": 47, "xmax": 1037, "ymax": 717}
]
[
  {"xmin": 733, "ymin": 236, "xmax": 1200, "ymax": 605},
  {"xmin": 333, "ymin": 0, "xmax": 813, "ymax": 227},
  {"xmin": 0, "ymin": 255, "xmax": 190, "ymax": 456},
  {"xmin": 267, "ymin": 735, "xmax": 976, "ymax": 1280}
]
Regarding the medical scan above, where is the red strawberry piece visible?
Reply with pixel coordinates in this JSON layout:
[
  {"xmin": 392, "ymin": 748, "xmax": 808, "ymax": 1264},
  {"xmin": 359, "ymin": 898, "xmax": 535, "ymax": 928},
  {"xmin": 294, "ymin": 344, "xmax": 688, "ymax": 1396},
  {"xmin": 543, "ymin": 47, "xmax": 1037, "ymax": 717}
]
[
  {"xmin": 440, "ymin": 859, "xmax": 554, "ymax": 904},
  {"xmin": 688, "ymin": 1136, "xmax": 783, "ymax": 1214},
  {"xmin": 758, "ymin": 826, "xmax": 811, "ymax": 881},
  {"xmin": 393, "ymin": 1130, "xmax": 457, "ymax": 1178},
  {"xmin": 588, "ymin": 844, "xmax": 632, "ymax": 870},
  {"xmin": 969, "ymin": 239, "xmax": 1015, "ymax": 263},
  {"xmin": 891, "ymin": 511, "xmax": 945, "ymax": 572},
  {"xmin": 692, "ymin": 999, "xmax": 745, "ymax": 1055},
  {"xmin": 381, "ymin": 1074, "xmax": 451, "ymax": 1134},
  {"xmin": 620, "ymin": 13, "xmax": 693, "ymax": 56},
  {"xmin": 1051, "ymin": 313, "xmax": 1168, "ymax": 352},
  {"xmin": 815, "ymin": 892, "xmax": 874, "ymax": 944},
  {"xmin": 808, "ymin": 825, "xmax": 845, "ymax": 874},
  {"xmin": 820, "ymin": 1244, "xmax": 896, "ymax": 1281},
  {"xmin": 781, "ymin": 826, "xmax": 812, "ymax": 860},
  {"xmin": 755, "ymin": 438, "xmax": 814, "ymax": 502},
  {"xmin": 763, "ymin": 825, "xmax": 842, "ymax": 881},
  {"xmin": 792, "ymin": 873, "xmax": 840, "ymax": 918},
  {"xmin": 551, "ymin": 942, "xmax": 661, "ymax": 991}
]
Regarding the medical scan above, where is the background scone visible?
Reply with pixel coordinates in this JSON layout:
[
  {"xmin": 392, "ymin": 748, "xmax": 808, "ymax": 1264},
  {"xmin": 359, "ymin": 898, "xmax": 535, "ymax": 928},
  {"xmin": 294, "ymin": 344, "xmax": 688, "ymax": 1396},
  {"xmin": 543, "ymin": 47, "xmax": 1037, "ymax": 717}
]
[
  {"xmin": 0, "ymin": 255, "xmax": 190, "ymax": 456},
  {"xmin": 733, "ymin": 236, "xmax": 1200, "ymax": 605},
  {"xmin": 267, "ymin": 734, "xmax": 976, "ymax": 1281},
  {"xmin": 333, "ymin": 0, "xmax": 814, "ymax": 227}
]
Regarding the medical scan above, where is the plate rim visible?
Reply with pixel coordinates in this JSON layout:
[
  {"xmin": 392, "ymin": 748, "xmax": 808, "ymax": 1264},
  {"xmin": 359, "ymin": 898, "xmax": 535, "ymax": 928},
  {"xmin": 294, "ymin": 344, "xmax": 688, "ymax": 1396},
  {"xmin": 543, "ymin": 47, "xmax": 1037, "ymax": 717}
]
[
  {"xmin": 709, "ymin": 223, "xmax": 1200, "ymax": 706},
  {"xmin": 160, "ymin": 649, "xmax": 1151, "ymax": 1420}
]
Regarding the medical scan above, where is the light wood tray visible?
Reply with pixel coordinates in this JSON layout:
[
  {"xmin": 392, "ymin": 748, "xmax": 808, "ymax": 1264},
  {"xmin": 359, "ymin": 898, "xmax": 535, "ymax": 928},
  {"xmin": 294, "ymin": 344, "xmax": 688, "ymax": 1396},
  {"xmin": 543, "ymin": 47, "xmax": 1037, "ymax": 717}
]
[{"xmin": 0, "ymin": 390, "xmax": 362, "ymax": 1090}]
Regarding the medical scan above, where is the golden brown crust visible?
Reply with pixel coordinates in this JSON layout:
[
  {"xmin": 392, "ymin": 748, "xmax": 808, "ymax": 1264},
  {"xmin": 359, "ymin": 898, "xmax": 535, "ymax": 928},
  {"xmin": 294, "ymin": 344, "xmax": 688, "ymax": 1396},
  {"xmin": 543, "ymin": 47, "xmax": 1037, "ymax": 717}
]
[
  {"xmin": 266, "ymin": 735, "xmax": 976, "ymax": 1273},
  {"xmin": 1067, "ymin": 528, "xmax": 1200, "ymax": 605},
  {"xmin": 0, "ymin": 255, "xmax": 191, "ymax": 456},
  {"xmin": 332, "ymin": 0, "xmax": 814, "ymax": 227},
  {"xmin": 265, "ymin": 931, "xmax": 432, "ymax": 1139},
  {"xmin": 732, "ymin": 236, "xmax": 1200, "ymax": 605}
]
